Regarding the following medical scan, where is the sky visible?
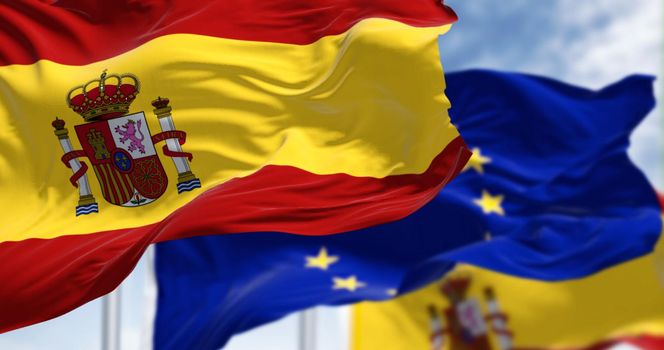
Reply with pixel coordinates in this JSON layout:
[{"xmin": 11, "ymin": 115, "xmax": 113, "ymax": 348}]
[{"xmin": 0, "ymin": 1, "xmax": 661, "ymax": 349}]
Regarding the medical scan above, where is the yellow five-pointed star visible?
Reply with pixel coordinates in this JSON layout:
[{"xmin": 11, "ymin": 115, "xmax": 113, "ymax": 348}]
[
  {"xmin": 332, "ymin": 275, "xmax": 366, "ymax": 292},
  {"xmin": 463, "ymin": 147, "xmax": 491, "ymax": 174},
  {"xmin": 473, "ymin": 190, "xmax": 505, "ymax": 216},
  {"xmin": 305, "ymin": 247, "xmax": 339, "ymax": 271}
]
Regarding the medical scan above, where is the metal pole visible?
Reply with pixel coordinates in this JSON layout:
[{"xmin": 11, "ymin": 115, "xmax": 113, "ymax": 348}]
[
  {"xmin": 140, "ymin": 246, "xmax": 158, "ymax": 350},
  {"xmin": 656, "ymin": 6, "xmax": 664, "ymax": 288},
  {"xmin": 298, "ymin": 309, "xmax": 317, "ymax": 350},
  {"xmin": 102, "ymin": 287, "xmax": 122, "ymax": 350}
]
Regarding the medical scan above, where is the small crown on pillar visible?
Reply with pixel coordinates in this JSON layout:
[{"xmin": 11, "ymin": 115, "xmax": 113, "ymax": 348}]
[
  {"xmin": 151, "ymin": 96, "xmax": 172, "ymax": 117},
  {"xmin": 52, "ymin": 117, "xmax": 66, "ymax": 130},
  {"xmin": 52, "ymin": 117, "xmax": 69, "ymax": 139},
  {"xmin": 427, "ymin": 304, "xmax": 439, "ymax": 318},
  {"xmin": 484, "ymin": 287, "xmax": 496, "ymax": 300},
  {"xmin": 66, "ymin": 70, "xmax": 140, "ymax": 121},
  {"xmin": 151, "ymin": 96, "xmax": 170, "ymax": 109}
]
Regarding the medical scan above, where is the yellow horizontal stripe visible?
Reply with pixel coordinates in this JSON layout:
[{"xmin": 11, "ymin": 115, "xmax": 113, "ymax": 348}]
[{"xmin": 0, "ymin": 19, "xmax": 456, "ymax": 242}]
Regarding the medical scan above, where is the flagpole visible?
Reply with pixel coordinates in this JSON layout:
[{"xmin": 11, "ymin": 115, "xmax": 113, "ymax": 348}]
[
  {"xmin": 102, "ymin": 287, "xmax": 122, "ymax": 350},
  {"xmin": 140, "ymin": 245, "xmax": 158, "ymax": 350},
  {"xmin": 656, "ymin": 10, "xmax": 664, "ymax": 287},
  {"xmin": 298, "ymin": 309, "xmax": 317, "ymax": 350}
]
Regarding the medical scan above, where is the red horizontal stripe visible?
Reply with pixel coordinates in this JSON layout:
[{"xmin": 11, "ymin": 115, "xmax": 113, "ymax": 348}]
[
  {"xmin": 0, "ymin": 136, "xmax": 469, "ymax": 333},
  {"xmin": 0, "ymin": 0, "xmax": 457, "ymax": 66},
  {"xmin": 516, "ymin": 335, "xmax": 664, "ymax": 350}
]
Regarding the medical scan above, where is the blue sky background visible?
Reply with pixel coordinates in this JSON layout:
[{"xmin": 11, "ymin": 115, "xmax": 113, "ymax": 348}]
[{"xmin": 1, "ymin": 1, "xmax": 660, "ymax": 349}]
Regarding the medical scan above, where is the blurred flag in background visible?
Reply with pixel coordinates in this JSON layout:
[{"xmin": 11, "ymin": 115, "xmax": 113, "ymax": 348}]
[
  {"xmin": 351, "ymin": 238, "xmax": 664, "ymax": 350},
  {"xmin": 153, "ymin": 70, "xmax": 661, "ymax": 349}
]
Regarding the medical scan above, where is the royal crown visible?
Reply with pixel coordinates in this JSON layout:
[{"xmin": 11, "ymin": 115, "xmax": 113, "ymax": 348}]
[
  {"xmin": 66, "ymin": 71, "xmax": 140, "ymax": 121},
  {"xmin": 440, "ymin": 273, "xmax": 472, "ymax": 302}
]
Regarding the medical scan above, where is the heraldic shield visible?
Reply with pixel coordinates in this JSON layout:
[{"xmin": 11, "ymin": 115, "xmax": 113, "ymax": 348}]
[
  {"xmin": 427, "ymin": 274, "xmax": 514, "ymax": 350},
  {"xmin": 52, "ymin": 71, "xmax": 201, "ymax": 215},
  {"xmin": 74, "ymin": 112, "xmax": 168, "ymax": 207}
]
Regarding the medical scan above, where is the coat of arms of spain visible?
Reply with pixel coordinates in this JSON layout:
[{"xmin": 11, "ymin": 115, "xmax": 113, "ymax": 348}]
[{"xmin": 51, "ymin": 71, "xmax": 201, "ymax": 216}]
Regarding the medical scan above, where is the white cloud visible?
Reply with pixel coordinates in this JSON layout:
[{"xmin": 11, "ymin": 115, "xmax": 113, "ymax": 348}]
[{"xmin": 551, "ymin": 0, "xmax": 660, "ymax": 87}]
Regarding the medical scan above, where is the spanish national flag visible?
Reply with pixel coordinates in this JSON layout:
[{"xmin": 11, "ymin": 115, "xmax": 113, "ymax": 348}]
[{"xmin": 0, "ymin": 1, "xmax": 468, "ymax": 332}]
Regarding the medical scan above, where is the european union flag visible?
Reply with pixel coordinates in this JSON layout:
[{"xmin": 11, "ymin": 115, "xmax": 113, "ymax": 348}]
[{"xmin": 154, "ymin": 70, "xmax": 661, "ymax": 349}]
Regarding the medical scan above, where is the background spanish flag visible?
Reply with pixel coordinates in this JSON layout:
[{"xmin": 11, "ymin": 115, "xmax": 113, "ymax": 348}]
[
  {"xmin": 351, "ymin": 236, "xmax": 664, "ymax": 350},
  {"xmin": 0, "ymin": 0, "xmax": 467, "ymax": 333}
]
